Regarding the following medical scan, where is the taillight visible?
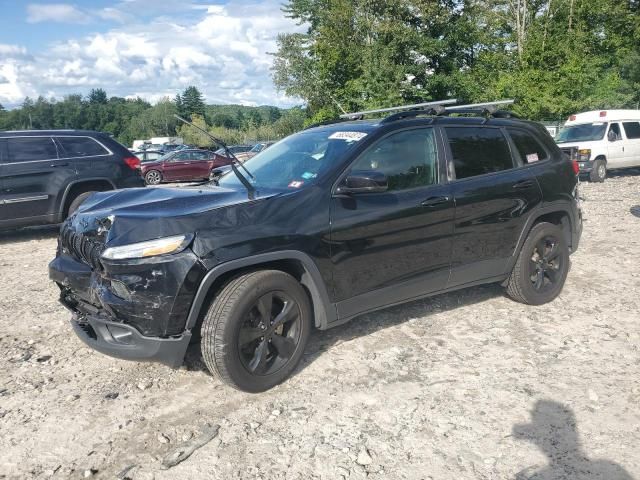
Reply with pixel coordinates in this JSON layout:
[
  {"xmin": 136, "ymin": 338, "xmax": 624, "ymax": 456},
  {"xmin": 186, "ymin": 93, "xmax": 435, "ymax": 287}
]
[
  {"xmin": 572, "ymin": 159, "xmax": 580, "ymax": 175},
  {"xmin": 123, "ymin": 156, "xmax": 140, "ymax": 170}
]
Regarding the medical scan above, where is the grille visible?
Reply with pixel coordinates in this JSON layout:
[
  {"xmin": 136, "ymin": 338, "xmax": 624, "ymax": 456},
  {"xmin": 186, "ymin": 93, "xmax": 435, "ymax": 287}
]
[
  {"xmin": 61, "ymin": 224, "xmax": 105, "ymax": 270},
  {"xmin": 561, "ymin": 147, "xmax": 576, "ymax": 158}
]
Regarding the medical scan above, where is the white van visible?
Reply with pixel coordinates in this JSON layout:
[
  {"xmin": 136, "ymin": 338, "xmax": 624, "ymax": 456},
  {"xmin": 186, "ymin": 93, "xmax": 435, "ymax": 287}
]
[{"xmin": 555, "ymin": 110, "xmax": 640, "ymax": 182}]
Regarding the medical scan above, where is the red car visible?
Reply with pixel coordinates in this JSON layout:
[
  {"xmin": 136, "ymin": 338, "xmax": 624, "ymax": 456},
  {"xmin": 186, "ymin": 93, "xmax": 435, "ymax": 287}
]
[{"xmin": 140, "ymin": 149, "xmax": 231, "ymax": 185}]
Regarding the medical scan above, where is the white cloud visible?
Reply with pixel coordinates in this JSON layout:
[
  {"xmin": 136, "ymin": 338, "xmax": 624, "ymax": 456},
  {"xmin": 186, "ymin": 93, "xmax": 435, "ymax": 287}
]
[
  {"xmin": 26, "ymin": 3, "xmax": 91, "ymax": 24},
  {"xmin": 3, "ymin": 1, "xmax": 305, "ymax": 108}
]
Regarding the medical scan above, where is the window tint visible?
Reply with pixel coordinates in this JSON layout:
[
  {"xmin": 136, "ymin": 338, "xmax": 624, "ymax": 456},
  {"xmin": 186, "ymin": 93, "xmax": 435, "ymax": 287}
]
[
  {"xmin": 507, "ymin": 128, "xmax": 548, "ymax": 164},
  {"xmin": 6, "ymin": 137, "xmax": 58, "ymax": 162},
  {"xmin": 623, "ymin": 122, "xmax": 640, "ymax": 140},
  {"xmin": 445, "ymin": 127, "xmax": 514, "ymax": 179},
  {"xmin": 57, "ymin": 136, "xmax": 108, "ymax": 157},
  {"xmin": 350, "ymin": 128, "xmax": 438, "ymax": 191}
]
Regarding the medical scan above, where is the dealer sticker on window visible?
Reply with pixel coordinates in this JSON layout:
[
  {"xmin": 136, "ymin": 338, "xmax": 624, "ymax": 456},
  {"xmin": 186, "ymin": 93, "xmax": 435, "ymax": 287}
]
[
  {"xmin": 328, "ymin": 131, "xmax": 368, "ymax": 142},
  {"xmin": 527, "ymin": 153, "xmax": 539, "ymax": 163}
]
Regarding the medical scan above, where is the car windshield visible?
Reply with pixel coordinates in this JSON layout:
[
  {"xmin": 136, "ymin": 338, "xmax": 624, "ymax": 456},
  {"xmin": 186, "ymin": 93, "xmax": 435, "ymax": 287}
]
[
  {"xmin": 217, "ymin": 129, "xmax": 369, "ymax": 190},
  {"xmin": 556, "ymin": 123, "xmax": 607, "ymax": 143}
]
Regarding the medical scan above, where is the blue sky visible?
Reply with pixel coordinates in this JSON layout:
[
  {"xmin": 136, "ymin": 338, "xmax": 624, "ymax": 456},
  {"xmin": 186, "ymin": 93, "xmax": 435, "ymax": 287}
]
[{"xmin": 0, "ymin": 1, "xmax": 304, "ymax": 107}]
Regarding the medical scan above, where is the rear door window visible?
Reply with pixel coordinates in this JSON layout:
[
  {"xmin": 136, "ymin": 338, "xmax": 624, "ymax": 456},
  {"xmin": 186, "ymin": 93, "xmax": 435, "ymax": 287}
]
[
  {"xmin": 6, "ymin": 137, "xmax": 58, "ymax": 162},
  {"xmin": 445, "ymin": 127, "xmax": 514, "ymax": 179},
  {"xmin": 622, "ymin": 122, "xmax": 640, "ymax": 139},
  {"xmin": 57, "ymin": 137, "xmax": 109, "ymax": 157},
  {"xmin": 507, "ymin": 128, "xmax": 548, "ymax": 164}
]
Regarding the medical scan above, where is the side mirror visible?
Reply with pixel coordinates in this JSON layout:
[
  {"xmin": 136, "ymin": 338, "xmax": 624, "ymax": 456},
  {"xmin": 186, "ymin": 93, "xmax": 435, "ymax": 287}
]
[
  {"xmin": 336, "ymin": 170, "xmax": 388, "ymax": 195},
  {"xmin": 608, "ymin": 130, "xmax": 618, "ymax": 142}
]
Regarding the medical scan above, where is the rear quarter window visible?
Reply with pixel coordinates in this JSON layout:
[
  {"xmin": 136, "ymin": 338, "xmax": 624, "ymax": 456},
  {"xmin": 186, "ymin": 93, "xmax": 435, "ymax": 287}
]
[
  {"xmin": 445, "ymin": 127, "xmax": 514, "ymax": 179},
  {"xmin": 622, "ymin": 122, "xmax": 640, "ymax": 140},
  {"xmin": 6, "ymin": 137, "xmax": 58, "ymax": 162},
  {"xmin": 57, "ymin": 136, "xmax": 109, "ymax": 158},
  {"xmin": 507, "ymin": 128, "xmax": 548, "ymax": 164}
]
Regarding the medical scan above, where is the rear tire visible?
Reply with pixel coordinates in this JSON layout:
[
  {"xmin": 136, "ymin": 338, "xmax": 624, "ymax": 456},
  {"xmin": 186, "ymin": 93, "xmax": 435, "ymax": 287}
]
[
  {"xmin": 145, "ymin": 170, "xmax": 162, "ymax": 185},
  {"xmin": 201, "ymin": 270, "xmax": 312, "ymax": 392},
  {"xmin": 506, "ymin": 222, "xmax": 569, "ymax": 305},
  {"xmin": 67, "ymin": 191, "xmax": 95, "ymax": 218},
  {"xmin": 589, "ymin": 159, "xmax": 606, "ymax": 182}
]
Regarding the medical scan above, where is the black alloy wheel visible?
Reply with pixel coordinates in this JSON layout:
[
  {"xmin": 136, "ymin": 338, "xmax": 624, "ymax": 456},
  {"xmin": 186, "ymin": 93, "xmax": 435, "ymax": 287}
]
[
  {"xmin": 506, "ymin": 222, "xmax": 570, "ymax": 305},
  {"xmin": 237, "ymin": 291, "xmax": 302, "ymax": 376},
  {"xmin": 201, "ymin": 270, "xmax": 312, "ymax": 392},
  {"xmin": 529, "ymin": 236, "xmax": 564, "ymax": 293}
]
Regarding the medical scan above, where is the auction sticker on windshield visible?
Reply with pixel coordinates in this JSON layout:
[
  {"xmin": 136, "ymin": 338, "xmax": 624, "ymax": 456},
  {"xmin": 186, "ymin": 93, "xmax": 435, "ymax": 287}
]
[{"xmin": 328, "ymin": 131, "xmax": 368, "ymax": 142}]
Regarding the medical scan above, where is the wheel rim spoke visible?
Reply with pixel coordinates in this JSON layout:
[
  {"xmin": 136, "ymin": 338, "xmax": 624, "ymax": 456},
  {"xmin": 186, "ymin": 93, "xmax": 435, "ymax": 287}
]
[
  {"xmin": 536, "ymin": 239, "xmax": 547, "ymax": 258},
  {"xmin": 272, "ymin": 300, "xmax": 296, "ymax": 328},
  {"xmin": 546, "ymin": 266, "xmax": 559, "ymax": 284},
  {"xmin": 256, "ymin": 293, "xmax": 273, "ymax": 323},
  {"xmin": 534, "ymin": 269, "xmax": 545, "ymax": 290},
  {"xmin": 270, "ymin": 334, "xmax": 296, "ymax": 360},
  {"xmin": 545, "ymin": 242, "xmax": 560, "ymax": 261},
  {"xmin": 248, "ymin": 339, "xmax": 269, "ymax": 374}
]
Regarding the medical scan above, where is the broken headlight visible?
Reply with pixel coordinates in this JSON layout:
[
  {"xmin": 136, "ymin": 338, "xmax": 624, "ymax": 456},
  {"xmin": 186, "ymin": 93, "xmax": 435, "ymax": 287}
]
[{"xmin": 101, "ymin": 234, "xmax": 193, "ymax": 261}]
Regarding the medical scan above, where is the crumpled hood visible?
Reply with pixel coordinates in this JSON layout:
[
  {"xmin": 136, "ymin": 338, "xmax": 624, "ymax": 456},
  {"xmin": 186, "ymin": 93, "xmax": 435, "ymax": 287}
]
[{"xmin": 70, "ymin": 185, "xmax": 276, "ymax": 246}]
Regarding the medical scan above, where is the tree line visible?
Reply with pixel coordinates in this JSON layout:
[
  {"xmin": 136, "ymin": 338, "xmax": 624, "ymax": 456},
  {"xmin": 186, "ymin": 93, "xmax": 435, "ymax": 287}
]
[
  {"xmin": 273, "ymin": 0, "xmax": 640, "ymax": 124},
  {"xmin": 0, "ymin": 86, "xmax": 306, "ymax": 147}
]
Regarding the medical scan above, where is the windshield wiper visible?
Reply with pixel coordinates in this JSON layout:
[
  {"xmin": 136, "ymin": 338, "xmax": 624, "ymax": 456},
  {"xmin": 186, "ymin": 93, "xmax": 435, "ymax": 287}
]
[{"xmin": 173, "ymin": 115, "xmax": 255, "ymax": 196}]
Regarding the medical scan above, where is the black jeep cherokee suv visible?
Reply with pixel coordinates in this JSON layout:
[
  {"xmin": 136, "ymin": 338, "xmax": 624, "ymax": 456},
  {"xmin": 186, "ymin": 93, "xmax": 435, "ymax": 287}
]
[
  {"xmin": 49, "ymin": 107, "xmax": 582, "ymax": 392},
  {"xmin": 0, "ymin": 130, "xmax": 143, "ymax": 230}
]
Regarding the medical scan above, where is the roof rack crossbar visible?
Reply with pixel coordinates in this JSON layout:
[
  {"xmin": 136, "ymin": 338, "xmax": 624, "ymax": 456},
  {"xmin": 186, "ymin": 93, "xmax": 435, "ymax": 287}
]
[
  {"xmin": 339, "ymin": 99, "xmax": 458, "ymax": 119},
  {"xmin": 446, "ymin": 100, "xmax": 515, "ymax": 111}
]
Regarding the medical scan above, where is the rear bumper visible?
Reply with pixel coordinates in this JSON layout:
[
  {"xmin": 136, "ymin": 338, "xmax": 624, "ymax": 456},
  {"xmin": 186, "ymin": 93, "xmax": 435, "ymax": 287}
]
[{"xmin": 68, "ymin": 311, "xmax": 190, "ymax": 368}]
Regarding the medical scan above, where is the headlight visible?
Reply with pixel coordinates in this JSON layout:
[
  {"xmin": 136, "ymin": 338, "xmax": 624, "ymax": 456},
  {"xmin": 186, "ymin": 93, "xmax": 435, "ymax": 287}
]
[
  {"xmin": 577, "ymin": 149, "xmax": 591, "ymax": 162},
  {"xmin": 101, "ymin": 234, "xmax": 193, "ymax": 260}
]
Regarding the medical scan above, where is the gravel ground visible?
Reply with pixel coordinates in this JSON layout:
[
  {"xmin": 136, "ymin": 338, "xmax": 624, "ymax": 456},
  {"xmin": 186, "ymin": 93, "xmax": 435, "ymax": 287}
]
[{"xmin": 1, "ymin": 172, "xmax": 639, "ymax": 480}]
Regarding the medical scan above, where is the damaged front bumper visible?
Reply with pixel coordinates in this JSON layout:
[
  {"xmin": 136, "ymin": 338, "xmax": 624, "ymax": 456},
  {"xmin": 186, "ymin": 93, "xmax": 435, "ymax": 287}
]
[
  {"xmin": 68, "ymin": 310, "xmax": 191, "ymax": 368},
  {"xmin": 49, "ymin": 249, "xmax": 206, "ymax": 368}
]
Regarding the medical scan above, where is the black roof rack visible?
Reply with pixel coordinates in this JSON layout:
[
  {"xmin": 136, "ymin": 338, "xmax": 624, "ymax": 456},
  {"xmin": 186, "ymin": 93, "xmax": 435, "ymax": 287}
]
[
  {"xmin": 305, "ymin": 99, "xmax": 517, "ymax": 130},
  {"xmin": 380, "ymin": 100, "xmax": 517, "ymax": 124}
]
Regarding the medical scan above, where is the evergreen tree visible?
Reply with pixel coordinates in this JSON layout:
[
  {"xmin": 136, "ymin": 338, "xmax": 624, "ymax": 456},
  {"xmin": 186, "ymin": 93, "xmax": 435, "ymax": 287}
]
[
  {"xmin": 180, "ymin": 86, "xmax": 206, "ymax": 120},
  {"xmin": 88, "ymin": 88, "xmax": 108, "ymax": 105}
]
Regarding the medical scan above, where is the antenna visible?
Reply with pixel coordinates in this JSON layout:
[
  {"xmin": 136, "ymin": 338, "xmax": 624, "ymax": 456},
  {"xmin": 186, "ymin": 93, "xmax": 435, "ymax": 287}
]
[{"xmin": 339, "ymin": 99, "xmax": 458, "ymax": 119}]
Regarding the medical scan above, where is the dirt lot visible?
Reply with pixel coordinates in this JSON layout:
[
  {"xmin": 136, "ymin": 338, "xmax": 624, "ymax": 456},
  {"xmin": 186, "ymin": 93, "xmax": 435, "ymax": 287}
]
[{"xmin": 1, "ymin": 172, "xmax": 639, "ymax": 480}]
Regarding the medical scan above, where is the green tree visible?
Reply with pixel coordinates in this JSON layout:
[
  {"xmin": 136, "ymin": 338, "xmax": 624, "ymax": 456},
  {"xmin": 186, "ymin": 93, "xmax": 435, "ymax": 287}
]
[
  {"xmin": 180, "ymin": 86, "xmax": 206, "ymax": 119},
  {"xmin": 88, "ymin": 88, "xmax": 108, "ymax": 105}
]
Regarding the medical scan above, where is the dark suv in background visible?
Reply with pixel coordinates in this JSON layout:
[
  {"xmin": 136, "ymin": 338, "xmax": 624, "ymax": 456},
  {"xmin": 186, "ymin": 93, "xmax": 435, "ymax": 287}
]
[
  {"xmin": 0, "ymin": 130, "xmax": 143, "ymax": 230},
  {"xmin": 49, "ymin": 102, "xmax": 582, "ymax": 392}
]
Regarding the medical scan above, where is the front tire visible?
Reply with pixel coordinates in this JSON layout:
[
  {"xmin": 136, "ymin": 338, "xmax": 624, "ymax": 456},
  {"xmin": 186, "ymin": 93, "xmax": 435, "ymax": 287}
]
[
  {"xmin": 589, "ymin": 159, "xmax": 606, "ymax": 182},
  {"xmin": 67, "ymin": 191, "xmax": 95, "ymax": 218},
  {"xmin": 506, "ymin": 222, "xmax": 570, "ymax": 305},
  {"xmin": 201, "ymin": 270, "xmax": 312, "ymax": 392},
  {"xmin": 145, "ymin": 170, "xmax": 162, "ymax": 185}
]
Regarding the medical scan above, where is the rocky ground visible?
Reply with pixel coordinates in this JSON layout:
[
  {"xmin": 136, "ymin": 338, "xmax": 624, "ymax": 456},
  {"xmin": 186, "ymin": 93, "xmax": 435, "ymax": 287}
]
[{"xmin": 1, "ymin": 171, "xmax": 639, "ymax": 480}]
